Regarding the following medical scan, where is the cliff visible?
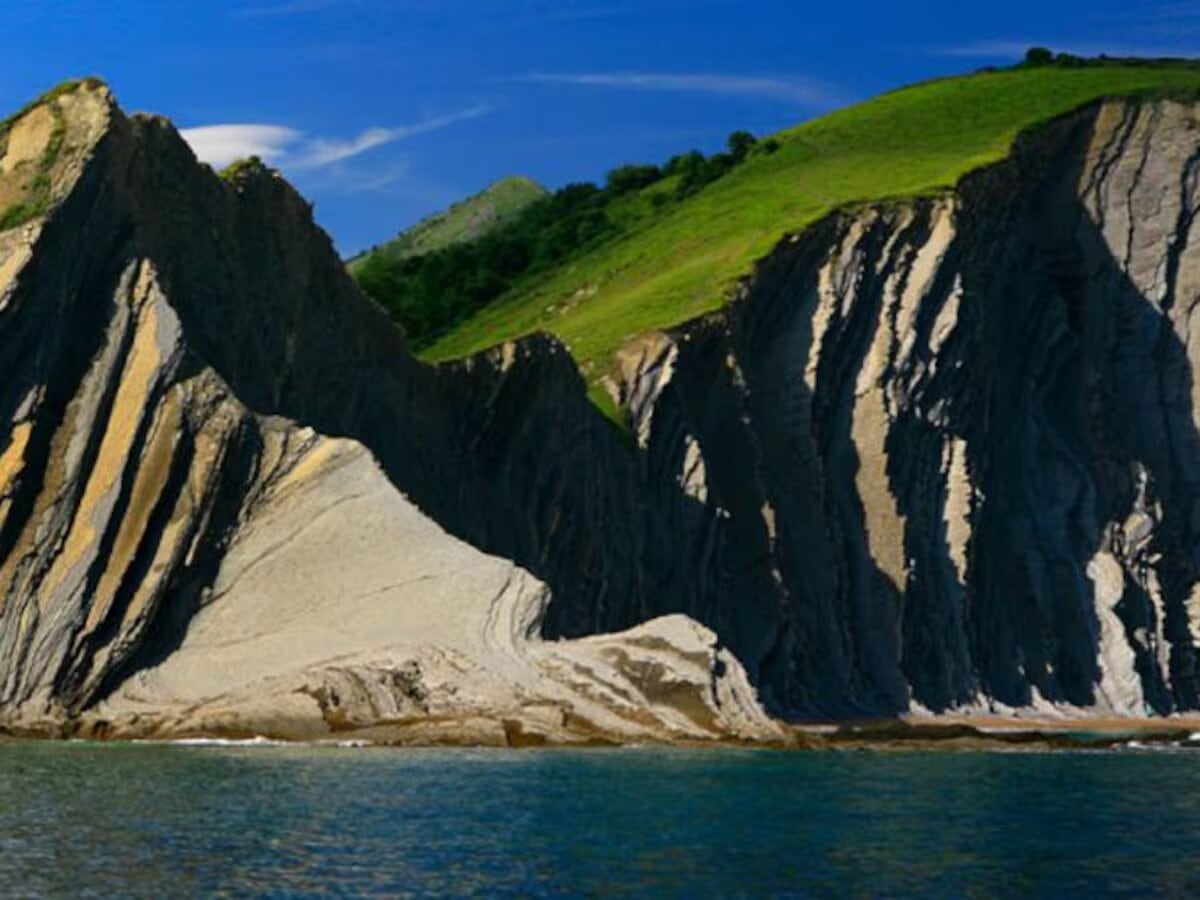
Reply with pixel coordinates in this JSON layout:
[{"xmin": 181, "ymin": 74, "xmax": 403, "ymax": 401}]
[
  {"xmin": 4, "ymin": 80, "xmax": 1200, "ymax": 742},
  {"xmin": 0, "ymin": 82, "xmax": 778, "ymax": 744},
  {"xmin": 432, "ymin": 97, "xmax": 1200, "ymax": 721}
]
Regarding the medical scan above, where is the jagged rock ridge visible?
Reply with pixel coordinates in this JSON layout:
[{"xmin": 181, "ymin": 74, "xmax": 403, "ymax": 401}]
[
  {"xmin": 0, "ymin": 82, "xmax": 778, "ymax": 743},
  {"xmin": 506, "ymin": 97, "xmax": 1200, "ymax": 719},
  {"xmin": 5, "ymin": 80, "xmax": 1200, "ymax": 738},
  {"xmin": 415, "ymin": 96, "xmax": 1200, "ymax": 722}
]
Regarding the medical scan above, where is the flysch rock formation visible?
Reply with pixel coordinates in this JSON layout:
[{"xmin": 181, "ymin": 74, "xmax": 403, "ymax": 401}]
[
  {"xmin": 430, "ymin": 96, "xmax": 1200, "ymax": 725},
  {"xmin": 7, "ymin": 79, "xmax": 1200, "ymax": 742},
  {"xmin": 96, "ymin": 429, "xmax": 776, "ymax": 745},
  {"xmin": 0, "ymin": 82, "xmax": 779, "ymax": 744},
  {"xmin": 598, "ymin": 97, "xmax": 1200, "ymax": 721}
]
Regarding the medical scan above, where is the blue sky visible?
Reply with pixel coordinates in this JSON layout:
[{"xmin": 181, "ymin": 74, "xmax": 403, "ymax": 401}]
[{"xmin": 1, "ymin": 1, "xmax": 1196, "ymax": 255}]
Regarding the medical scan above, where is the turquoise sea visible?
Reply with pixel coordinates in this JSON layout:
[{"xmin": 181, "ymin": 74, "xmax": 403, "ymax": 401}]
[{"xmin": 1, "ymin": 741, "xmax": 1197, "ymax": 897}]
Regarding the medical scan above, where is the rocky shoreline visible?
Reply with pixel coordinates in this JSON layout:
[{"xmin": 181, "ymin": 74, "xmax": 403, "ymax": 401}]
[{"xmin": 7, "ymin": 714, "xmax": 1200, "ymax": 754}]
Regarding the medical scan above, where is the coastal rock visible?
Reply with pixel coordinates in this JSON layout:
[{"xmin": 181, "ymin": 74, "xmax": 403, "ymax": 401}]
[
  {"xmin": 0, "ymin": 82, "xmax": 776, "ymax": 744},
  {"xmin": 425, "ymin": 98, "xmax": 1200, "ymax": 722},
  {"xmin": 90, "ymin": 434, "xmax": 779, "ymax": 744},
  {"xmin": 598, "ymin": 99, "xmax": 1200, "ymax": 718},
  {"xmin": 7, "ymin": 81, "xmax": 1200, "ymax": 738}
]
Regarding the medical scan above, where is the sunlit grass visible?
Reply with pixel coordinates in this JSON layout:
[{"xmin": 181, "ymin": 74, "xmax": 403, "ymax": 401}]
[{"xmin": 422, "ymin": 64, "xmax": 1200, "ymax": 390}]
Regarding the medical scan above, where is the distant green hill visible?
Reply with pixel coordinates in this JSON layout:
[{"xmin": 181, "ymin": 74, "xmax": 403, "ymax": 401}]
[
  {"xmin": 349, "ymin": 176, "xmax": 546, "ymax": 272},
  {"xmin": 351, "ymin": 56, "xmax": 1200, "ymax": 416}
]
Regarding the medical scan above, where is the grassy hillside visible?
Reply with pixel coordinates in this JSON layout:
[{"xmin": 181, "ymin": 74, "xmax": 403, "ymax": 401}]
[
  {"xmin": 349, "ymin": 176, "xmax": 546, "ymax": 272},
  {"xmin": 364, "ymin": 60, "xmax": 1200, "ymax": 412}
]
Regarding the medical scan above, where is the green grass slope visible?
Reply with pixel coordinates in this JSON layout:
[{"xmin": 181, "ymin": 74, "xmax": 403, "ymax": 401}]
[
  {"xmin": 349, "ymin": 175, "xmax": 547, "ymax": 272},
  {"xmin": 416, "ymin": 62, "xmax": 1200, "ymax": 400}
]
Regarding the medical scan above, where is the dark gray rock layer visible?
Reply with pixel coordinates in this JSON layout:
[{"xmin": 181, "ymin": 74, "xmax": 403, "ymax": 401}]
[
  {"xmin": 436, "ymin": 99, "xmax": 1200, "ymax": 719},
  {"xmin": 4, "ymin": 84, "xmax": 1200, "ymax": 727}
]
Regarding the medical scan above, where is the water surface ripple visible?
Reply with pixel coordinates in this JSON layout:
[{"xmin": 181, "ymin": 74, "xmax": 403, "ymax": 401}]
[{"xmin": 0, "ymin": 742, "xmax": 1197, "ymax": 896}]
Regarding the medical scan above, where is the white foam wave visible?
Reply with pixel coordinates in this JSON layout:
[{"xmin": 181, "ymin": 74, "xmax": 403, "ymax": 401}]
[
  {"xmin": 136, "ymin": 736, "xmax": 289, "ymax": 747},
  {"xmin": 132, "ymin": 736, "xmax": 375, "ymax": 749}
]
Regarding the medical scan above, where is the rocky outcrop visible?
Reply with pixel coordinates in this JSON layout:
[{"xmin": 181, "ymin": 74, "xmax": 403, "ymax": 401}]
[
  {"xmin": 427, "ymin": 98, "xmax": 1200, "ymax": 722},
  {"xmin": 0, "ymin": 325, "xmax": 772, "ymax": 743},
  {"xmin": 0, "ymin": 82, "xmax": 779, "ymax": 744},
  {"xmin": 91, "ymin": 433, "xmax": 778, "ymax": 745},
  {"xmin": 6, "ymin": 80, "xmax": 1200, "ymax": 738},
  {"xmin": 565, "ymin": 98, "xmax": 1200, "ymax": 719}
]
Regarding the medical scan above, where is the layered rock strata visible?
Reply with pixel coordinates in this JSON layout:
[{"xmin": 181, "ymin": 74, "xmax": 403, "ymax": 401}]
[
  {"xmin": 0, "ymin": 83, "xmax": 777, "ymax": 743},
  {"xmin": 431, "ymin": 98, "xmax": 1200, "ymax": 721},
  {"xmin": 5, "ymin": 81, "xmax": 1200, "ymax": 738},
  {"xmin": 596, "ymin": 98, "xmax": 1200, "ymax": 718}
]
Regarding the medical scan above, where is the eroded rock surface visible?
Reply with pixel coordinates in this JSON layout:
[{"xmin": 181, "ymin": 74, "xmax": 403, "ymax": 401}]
[
  {"xmin": 92, "ymin": 437, "xmax": 778, "ymax": 744},
  {"xmin": 423, "ymin": 98, "xmax": 1200, "ymax": 722},
  {"xmin": 0, "ymin": 83, "xmax": 778, "ymax": 744},
  {"xmin": 5, "ymin": 81, "xmax": 1200, "ymax": 739},
  {"xmin": 592, "ymin": 99, "xmax": 1200, "ymax": 718}
]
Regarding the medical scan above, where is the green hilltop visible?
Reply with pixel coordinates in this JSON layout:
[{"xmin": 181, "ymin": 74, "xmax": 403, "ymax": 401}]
[
  {"xmin": 350, "ymin": 55, "xmax": 1200, "ymax": 415},
  {"xmin": 349, "ymin": 175, "xmax": 547, "ymax": 272}
]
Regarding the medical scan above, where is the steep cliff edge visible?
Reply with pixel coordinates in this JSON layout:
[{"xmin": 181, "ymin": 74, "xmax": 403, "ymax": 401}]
[
  {"xmin": 0, "ymin": 82, "xmax": 779, "ymax": 744},
  {"xmin": 409, "ymin": 96, "xmax": 1200, "ymax": 723},
  {"xmin": 460, "ymin": 96, "xmax": 1200, "ymax": 720},
  {"xmin": 5, "ymin": 80, "xmax": 1200, "ymax": 738}
]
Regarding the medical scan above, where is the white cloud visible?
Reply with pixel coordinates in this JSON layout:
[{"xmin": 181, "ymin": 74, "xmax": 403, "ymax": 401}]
[
  {"xmin": 291, "ymin": 105, "xmax": 492, "ymax": 168},
  {"xmin": 523, "ymin": 71, "xmax": 840, "ymax": 107},
  {"xmin": 180, "ymin": 106, "xmax": 491, "ymax": 171},
  {"xmin": 178, "ymin": 124, "xmax": 301, "ymax": 169},
  {"xmin": 300, "ymin": 160, "xmax": 414, "ymax": 194}
]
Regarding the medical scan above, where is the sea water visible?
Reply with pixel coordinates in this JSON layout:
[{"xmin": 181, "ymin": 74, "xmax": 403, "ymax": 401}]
[{"xmin": 1, "ymin": 741, "xmax": 1197, "ymax": 896}]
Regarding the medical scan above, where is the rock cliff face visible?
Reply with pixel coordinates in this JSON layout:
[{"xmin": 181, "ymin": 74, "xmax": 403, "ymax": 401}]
[
  {"xmin": 0, "ymin": 83, "xmax": 778, "ymax": 743},
  {"xmin": 434, "ymin": 98, "xmax": 1200, "ymax": 721},
  {"xmin": 4, "ymin": 81, "xmax": 1200, "ymax": 739},
  {"xmin": 646, "ymin": 99, "xmax": 1200, "ymax": 717}
]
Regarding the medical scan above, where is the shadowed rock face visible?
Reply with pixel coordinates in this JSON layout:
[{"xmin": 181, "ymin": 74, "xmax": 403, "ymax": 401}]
[
  {"xmin": 0, "ymin": 84, "xmax": 779, "ymax": 743},
  {"xmin": 430, "ymin": 99, "xmax": 1200, "ymax": 721},
  {"xmin": 3, "ymin": 82, "xmax": 1200, "ymax": 736},
  {"xmin": 577, "ymin": 99, "xmax": 1200, "ymax": 719}
]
